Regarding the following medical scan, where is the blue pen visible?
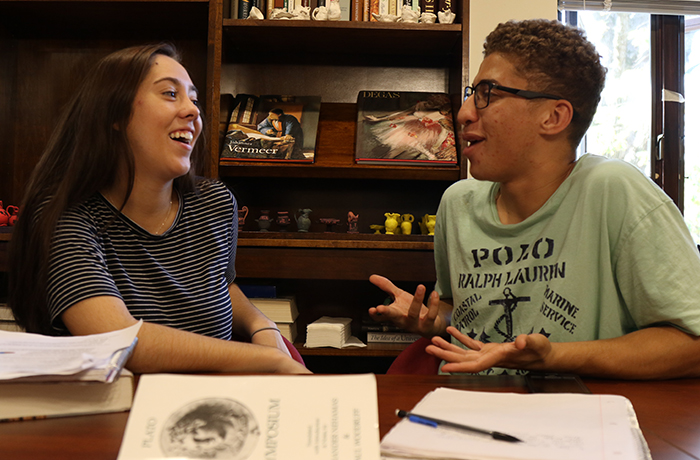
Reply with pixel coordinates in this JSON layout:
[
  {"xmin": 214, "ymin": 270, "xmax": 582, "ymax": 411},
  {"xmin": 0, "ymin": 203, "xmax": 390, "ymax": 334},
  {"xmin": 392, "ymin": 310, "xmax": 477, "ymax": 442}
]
[{"xmin": 396, "ymin": 409, "xmax": 522, "ymax": 443}]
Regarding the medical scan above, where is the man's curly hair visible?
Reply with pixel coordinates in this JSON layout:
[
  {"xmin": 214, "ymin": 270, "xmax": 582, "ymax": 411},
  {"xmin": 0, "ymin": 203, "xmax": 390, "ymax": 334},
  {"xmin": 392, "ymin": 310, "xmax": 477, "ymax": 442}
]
[{"xmin": 484, "ymin": 19, "xmax": 607, "ymax": 148}]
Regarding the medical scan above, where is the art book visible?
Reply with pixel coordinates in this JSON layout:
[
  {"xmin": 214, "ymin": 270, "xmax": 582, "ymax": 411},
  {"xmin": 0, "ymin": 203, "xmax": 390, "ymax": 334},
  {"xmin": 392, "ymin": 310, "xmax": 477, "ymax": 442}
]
[
  {"xmin": 355, "ymin": 91, "xmax": 457, "ymax": 166},
  {"xmin": 117, "ymin": 374, "xmax": 381, "ymax": 460},
  {"xmin": 221, "ymin": 94, "xmax": 321, "ymax": 163}
]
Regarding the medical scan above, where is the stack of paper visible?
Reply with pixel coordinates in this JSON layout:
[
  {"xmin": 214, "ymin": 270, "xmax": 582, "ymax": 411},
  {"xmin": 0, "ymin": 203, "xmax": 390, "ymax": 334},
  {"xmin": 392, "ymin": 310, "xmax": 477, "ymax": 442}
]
[
  {"xmin": 305, "ymin": 316, "xmax": 366, "ymax": 348},
  {"xmin": 0, "ymin": 321, "xmax": 141, "ymax": 383},
  {"xmin": 0, "ymin": 322, "xmax": 142, "ymax": 421},
  {"xmin": 380, "ymin": 387, "xmax": 651, "ymax": 460},
  {"xmin": 305, "ymin": 316, "xmax": 351, "ymax": 348}
]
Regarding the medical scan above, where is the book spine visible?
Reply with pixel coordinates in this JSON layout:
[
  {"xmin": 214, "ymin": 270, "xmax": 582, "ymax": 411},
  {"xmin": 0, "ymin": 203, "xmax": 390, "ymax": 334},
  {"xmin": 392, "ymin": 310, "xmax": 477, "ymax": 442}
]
[
  {"xmin": 369, "ymin": 0, "xmax": 379, "ymax": 20},
  {"xmin": 352, "ymin": 0, "xmax": 363, "ymax": 21},
  {"xmin": 239, "ymin": 0, "xmax": 253, "ymax": 18},
  {"xmin": 366, "ymin": 332, "xmax": 421, "ymax": 343},
  {"xmin": 361, "ymin": 323, "xmax": 402, "ymax": 332},
  {"xmin": 420, "ymin": 0, "xmax": 435, "ymax": 14},
  {"xmin": 339, "ymin": 0, "xmax": 351, "ymax": 20},
  {"xmin": 438, "ymin": 0, "xmax": 454, "ymax": 13}
]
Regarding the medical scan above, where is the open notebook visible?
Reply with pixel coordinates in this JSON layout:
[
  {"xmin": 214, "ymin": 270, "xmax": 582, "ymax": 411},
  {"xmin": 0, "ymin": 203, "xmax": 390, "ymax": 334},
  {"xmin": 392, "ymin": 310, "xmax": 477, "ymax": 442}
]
[{"xmin": 381, "ymin": 387, "xmax": 651, "ymax": 460}]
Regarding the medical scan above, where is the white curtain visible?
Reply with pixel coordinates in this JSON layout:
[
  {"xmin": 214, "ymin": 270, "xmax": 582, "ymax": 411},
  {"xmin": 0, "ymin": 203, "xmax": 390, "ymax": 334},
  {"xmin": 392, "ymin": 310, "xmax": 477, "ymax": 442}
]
[{"xmin": 558, "ymin": 0, "xmax": 700, "ymax": 15}]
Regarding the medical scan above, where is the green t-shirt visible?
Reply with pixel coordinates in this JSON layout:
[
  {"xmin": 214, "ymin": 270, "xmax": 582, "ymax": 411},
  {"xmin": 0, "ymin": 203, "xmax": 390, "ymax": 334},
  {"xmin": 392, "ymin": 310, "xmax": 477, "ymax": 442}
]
[{"xmin": 434, "ymin": 154, "xmax": 700, "ymax": 375}]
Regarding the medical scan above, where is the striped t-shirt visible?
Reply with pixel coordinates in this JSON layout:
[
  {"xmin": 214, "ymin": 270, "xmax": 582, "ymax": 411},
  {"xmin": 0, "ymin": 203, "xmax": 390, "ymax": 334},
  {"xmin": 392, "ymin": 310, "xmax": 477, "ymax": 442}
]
[{"xmin": 47, "ymin": 179, "xmax": 237, "ymax": 339}]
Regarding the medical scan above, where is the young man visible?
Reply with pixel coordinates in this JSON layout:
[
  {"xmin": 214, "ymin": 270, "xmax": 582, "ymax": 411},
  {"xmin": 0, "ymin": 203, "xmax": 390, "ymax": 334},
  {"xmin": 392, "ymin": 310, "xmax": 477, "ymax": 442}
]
[{"xmin": 369, "ymin": 19, "xmax": 700, "ymax": 379}]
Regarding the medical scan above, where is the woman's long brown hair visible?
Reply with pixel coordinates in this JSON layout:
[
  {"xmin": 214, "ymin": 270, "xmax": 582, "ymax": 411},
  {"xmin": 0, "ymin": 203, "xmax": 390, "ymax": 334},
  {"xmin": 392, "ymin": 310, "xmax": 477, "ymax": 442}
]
[{"xmin": 8, "ymin": 43, "xmax": 208, "ymax": 334}]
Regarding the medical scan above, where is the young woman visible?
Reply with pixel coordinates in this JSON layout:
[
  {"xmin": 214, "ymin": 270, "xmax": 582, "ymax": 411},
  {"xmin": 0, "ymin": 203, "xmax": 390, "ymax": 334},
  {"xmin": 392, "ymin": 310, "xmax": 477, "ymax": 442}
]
[{"xmin": 8, "ymin": 43, "xmax": 309, "ymax": 374}]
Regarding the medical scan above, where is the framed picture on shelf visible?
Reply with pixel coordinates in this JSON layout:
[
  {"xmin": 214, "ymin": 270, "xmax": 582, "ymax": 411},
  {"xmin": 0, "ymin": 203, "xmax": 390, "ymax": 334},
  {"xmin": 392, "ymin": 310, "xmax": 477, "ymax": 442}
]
[
  {"xmin": 221, "ymin": 94, "xmax": 321, "ymax": 163},
  {"xmin": 355, "ymin": 91, "xmax": 457, "ymax": 166}
]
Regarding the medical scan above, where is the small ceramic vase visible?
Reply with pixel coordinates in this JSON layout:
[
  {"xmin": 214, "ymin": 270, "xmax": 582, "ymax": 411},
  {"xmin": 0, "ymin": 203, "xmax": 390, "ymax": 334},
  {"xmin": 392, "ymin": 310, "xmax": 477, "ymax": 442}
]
[
  {"xmin": 256, "ymin": 210, "xmax": 272, "ymax": 232},
  {"xmin": 370, "ymin": 225, "xmax": 384, "ymax": 234},
  {"xmin": 319, "ymin": 217, "xmax": 340, "ymax": 232},
  {"xmin": 327, "ymin": 0, "xmax": 342, "ymax": 20},
  {"xmin": 400, "ymin": 5, "xmax": 419, "ymax": 23},
  {"xmin": 420, "ymin": 12, "xmax": 437, "ymax": 23},
  {"xmin": 384, "ymin": 212, "xmax": 401, "ymax": 235},
  {"xmin": 290, "ymin": 5, "xmax": 310, "ymax": 19},
  {"xmin": 312, "ymin": 5, "xmax": 328, "ymax": 20},
  {"xmin": 276, "ymin": 211, "xmax": 291, "ymax": 231},
  {"xmin": 270, "ymin": 8, "xmax": 295, "ymax": 19},
  {"xmin": 438, "ymin": 9, "xmax": 455, "ymax": 24},
  {"xmin": 7, "ymin": 205, "xmax": 18, "ymax": 226},
  {"xmin": 372, "ymin": 12, "xmax": 400, "ymax": 22},
  {"xmin": 0, "ymin": 201, "xmax": 9, "ymax": 227},
  {"xmin": 347, "ymin": 211, "xmax": 359, "ymax": 234},
  {"xmin": 424, "ymin": 214, "xmax": 436, "ymax": 235},
  {"xmin": 238, "ymin": 205, "xmax": 249, "ymax": 232},
  {"xmin": 247, "ymin": 6, "xmax": 264, "ymax": 19},
  {"xmin": 296, "ymin": 208, "xmax": 312, "ymax": 232},
  {"xmin": 400, "ymin": 213, "xmax": 414, "ymax": 235}
]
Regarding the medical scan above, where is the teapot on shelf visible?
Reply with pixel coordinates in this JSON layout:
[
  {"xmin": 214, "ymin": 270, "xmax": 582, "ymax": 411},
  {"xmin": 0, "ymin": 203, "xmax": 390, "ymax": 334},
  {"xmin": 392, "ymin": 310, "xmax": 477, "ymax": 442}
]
[
  {"xmin": 256, "ymin": 210, "xmax": 272, "ymax": 232},
  {"xmin": 0, "ymin": 201, "xmax": 11, "ymax": 226},
  {"xmin": 7, "ymin": 205, "xmax": 19, "ymax": 226}
]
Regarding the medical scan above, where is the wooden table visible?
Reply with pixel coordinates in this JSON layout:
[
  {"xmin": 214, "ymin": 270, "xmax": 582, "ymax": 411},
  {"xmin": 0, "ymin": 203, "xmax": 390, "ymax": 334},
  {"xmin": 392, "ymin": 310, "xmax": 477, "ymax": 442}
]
[{"xmin": 1, "ymin": 375, "xmax": 699, "ymax": 459}]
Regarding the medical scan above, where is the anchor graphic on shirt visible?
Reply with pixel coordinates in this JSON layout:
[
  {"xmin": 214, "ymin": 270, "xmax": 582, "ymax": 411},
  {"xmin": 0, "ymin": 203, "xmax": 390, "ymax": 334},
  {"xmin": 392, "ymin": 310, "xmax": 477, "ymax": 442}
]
[{"xmin": 489, "ymin": 287, "xmax": 531, "ymax": 341}]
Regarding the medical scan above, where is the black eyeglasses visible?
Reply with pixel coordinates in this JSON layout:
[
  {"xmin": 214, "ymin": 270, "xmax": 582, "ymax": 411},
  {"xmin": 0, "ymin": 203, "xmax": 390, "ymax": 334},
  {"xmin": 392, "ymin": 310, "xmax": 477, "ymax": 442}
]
[{"xmin": 464, "ymin": 81, "xmax": 565, "ymax": 109}]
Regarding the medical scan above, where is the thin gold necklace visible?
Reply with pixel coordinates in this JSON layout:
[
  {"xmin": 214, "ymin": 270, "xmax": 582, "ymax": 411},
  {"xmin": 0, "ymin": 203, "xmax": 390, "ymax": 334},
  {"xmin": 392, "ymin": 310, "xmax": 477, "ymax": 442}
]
[{"xmin": 154, "ymin": 195, "xmax": 174, "ymax": 235}]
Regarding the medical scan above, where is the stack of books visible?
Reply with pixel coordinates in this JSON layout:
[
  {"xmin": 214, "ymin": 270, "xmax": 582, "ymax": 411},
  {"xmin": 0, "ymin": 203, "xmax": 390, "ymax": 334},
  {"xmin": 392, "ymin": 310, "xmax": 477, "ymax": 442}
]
[
  {"xmin": 0, "ymin": 303, "xmax": 22, "ymax": 332},
  {"xmin": 0, "ymin": 322, "xmax": 141, "ymax": 421},
  {"xmin": 249, "ymin": 296, "xmax": 299, "ymax": 343},
  {"xmin": 305, "ymin": 316, "xmax": 353, "ymax": 348}
]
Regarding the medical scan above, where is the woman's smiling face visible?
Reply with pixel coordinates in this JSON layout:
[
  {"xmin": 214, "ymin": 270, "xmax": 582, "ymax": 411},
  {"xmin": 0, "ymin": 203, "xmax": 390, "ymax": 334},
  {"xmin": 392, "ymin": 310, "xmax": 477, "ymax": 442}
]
[{"xmin": 125, "ymin": 54, "xmax": 202, "ymax": 182}]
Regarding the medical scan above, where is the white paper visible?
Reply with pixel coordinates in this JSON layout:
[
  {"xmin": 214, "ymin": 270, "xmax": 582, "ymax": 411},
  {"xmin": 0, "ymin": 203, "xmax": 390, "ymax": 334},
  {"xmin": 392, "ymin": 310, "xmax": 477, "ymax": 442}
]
[
  {"xmin": 117, "ymin": 373, "xmax": 381, "ymax": 460},
  {"xmin": 380, "ymin": 387, "xmax": 650, "ymax": 460},
  {"xmin": 0, "ymin": 321, "xmax": 141, "ymax": 382},
  {"xmin": 305, "ymin": 316, "xmax": 367, "ymax": 348}
]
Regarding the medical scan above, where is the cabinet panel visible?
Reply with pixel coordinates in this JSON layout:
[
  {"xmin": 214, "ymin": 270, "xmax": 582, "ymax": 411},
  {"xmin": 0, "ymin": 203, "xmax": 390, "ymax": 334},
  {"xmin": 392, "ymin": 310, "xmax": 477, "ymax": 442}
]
[{"xmin": 0, "ymin": 1, "xmax": 211, "ymax": 204}]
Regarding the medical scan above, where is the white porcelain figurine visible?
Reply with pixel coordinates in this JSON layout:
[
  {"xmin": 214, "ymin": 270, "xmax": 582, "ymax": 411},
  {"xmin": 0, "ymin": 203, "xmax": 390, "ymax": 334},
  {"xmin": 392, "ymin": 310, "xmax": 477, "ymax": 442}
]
[
  {"xmin": 438, "ymin": 9, "xmax": 456, "ymax": 24},
  {"xmin": 399, "ymin": 5, "xmax": 420, "ymax": 23},
  {"xmin": 419, "ymin": 12, "xmax": 437, "ymax": 23}
]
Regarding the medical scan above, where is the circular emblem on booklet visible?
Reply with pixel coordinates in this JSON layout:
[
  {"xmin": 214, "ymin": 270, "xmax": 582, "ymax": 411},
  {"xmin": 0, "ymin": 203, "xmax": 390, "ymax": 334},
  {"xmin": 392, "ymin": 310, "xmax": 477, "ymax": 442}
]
[{"xmin": 160, "ymin": 398, "xmax": 260, "ymax": 459}]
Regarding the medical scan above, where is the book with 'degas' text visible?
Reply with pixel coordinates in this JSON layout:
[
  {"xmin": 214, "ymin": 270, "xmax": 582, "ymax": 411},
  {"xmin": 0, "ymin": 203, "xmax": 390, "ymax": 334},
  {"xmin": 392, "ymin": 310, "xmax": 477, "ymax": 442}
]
[{"xmin": 355, "ymin": 90, "xmax": 457, "ymax": 166}]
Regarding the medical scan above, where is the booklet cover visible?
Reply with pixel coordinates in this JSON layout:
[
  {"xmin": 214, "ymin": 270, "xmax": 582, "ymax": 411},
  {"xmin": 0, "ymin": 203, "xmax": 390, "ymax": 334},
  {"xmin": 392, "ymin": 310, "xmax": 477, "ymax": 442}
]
[
  {"xmin": 221, "ymin": 94, "xmax": 321, "ymax": 163},
  {"xmin": 355, "ymin": 91, "xmax": 458, "ymax": 166},
  {"xmin": 117, "ymin": 373, "xmax": 380, "ymax": 460}
]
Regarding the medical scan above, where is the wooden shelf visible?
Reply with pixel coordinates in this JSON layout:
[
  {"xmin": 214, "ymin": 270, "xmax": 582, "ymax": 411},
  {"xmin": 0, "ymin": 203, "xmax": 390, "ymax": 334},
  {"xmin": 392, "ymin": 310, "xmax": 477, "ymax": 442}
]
[
  {"xmin": 296, "ymin": 342, "xmax": 409, "ymax": 357},
  {"xmin": 238, "ymin": 231, "xmax": 433, "ymax": 250},
  {"xmin": 222, "ymin": 20, "xmax": 462, "ymax": 62},
  {"xmin": 219, "ymin": 103, "xmax": 463, "ymax": 181}
]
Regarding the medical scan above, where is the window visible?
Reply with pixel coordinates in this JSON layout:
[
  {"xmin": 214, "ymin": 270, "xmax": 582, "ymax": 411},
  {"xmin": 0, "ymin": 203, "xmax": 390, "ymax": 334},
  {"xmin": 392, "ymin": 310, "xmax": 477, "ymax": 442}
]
[{"xmin": 561, "ymin": 5, "xmax": 699, "ymax": 243}]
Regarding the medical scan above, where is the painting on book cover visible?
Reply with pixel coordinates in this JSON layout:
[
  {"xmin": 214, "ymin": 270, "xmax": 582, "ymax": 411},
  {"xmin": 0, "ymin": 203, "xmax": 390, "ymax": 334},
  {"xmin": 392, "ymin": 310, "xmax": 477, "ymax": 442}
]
[
  {"xmin": 222, "ymin": 95, "xmax": 321, "ymax": 163},
  {"xmin": 355, "ymin": 91, "xmax": 457, "ymax": 165}
]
